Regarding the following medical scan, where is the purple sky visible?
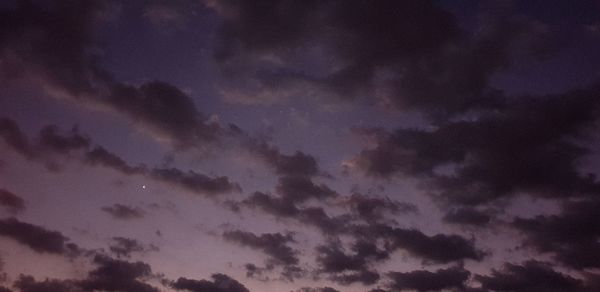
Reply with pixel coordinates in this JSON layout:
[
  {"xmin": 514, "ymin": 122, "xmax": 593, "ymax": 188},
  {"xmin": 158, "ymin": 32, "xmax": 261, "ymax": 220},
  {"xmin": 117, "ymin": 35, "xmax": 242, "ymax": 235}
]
[{"xmin": 1, "ymin": 1, "xmax": 600, "ymax": 291}]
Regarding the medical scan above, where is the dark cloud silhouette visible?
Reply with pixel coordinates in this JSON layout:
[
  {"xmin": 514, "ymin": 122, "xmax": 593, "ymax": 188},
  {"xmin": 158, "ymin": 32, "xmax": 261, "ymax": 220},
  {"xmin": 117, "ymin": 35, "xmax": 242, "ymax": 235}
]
[
  {"xmin": 356, "ymin": 224, "xmax": 485, "ymax": 264},
  {"xmin": 0, "ymin": 188, "xmax": 25, "ymax": 214},
  {"xmin": 223, "ymin": 230, "xmax": 298, "ymax": 267},
  {"xmin": 275, "ymin": 176, "xmax": 337, "ymax": 203},
  {"xmin": 247, "ymin": 139, "xmax": 320, "ymax": 177},
  {"xmin": 344, "ymin": 193, "xmax": 417, "ymax": 222},
  {"xmin": 101, "ymin": 204, "xmax": 145, "ymax": 220},
  {"xmin": 0, "ymin": 118, "xmax": 242, "ymax": 198},
  {"xmin": 14, "ymin": 255, "xmax": 161, "ymax": 292},
  {"xmin": 79, "ymin": 255, "xmax": 159, "ymax": 292},
  {"xmin": 353, "ymin": 85, "xmax": 600, "ymax": 205},
  {"xmin": 109, "ymin": 237, "xmax": 158, "ymax": 258},
  {"xmin": 208, "ymin": 0, "xmax": 566, "ymax": 119},
  {"xmin": 243, "ymin": 191, "xmax": 349, "ymax": 235},
  {"xmin": 0, "ymin": 217, "xmax": 78, "ymax": 255},
  {"xmin": 387, "ymin": 266, "xmax": 471, "ymax": 292},
  {"xmin": 85, "ymin": 147, "xmax": 146, "ymax": 175},
  {"xmin": 513, "ymin": 198, "xmax": 600, "ymax": 269},
  {"xmin": 150, "ymin": 168, "xmax": 241, "ymax": 196},
  {"xmin": 443, "ymin": 207, "xmax": 492, "ymax": 227},
  {"xmin": 107, "ymin": 81, "xmax": 225, "ymax": 148},
  {"xmin": 38, "ymin": 125, "xmax": 90, "ymax": 154},
  {"xmin": 14, "ymin": 275, "xmax": 82, "ymax": 292},
  {"xmin": 0, "ymin": 1, "xmax": 234, "ymax": 149},
  {"xmin": 476, "ymin": 260, "xmax": 582, "ymax": 292},
  {"xmin": 172, "ymin": 274, "xmax": 249, "ymax": 292},
  {"xmin": 293, "ymin": 288, "xmax": 340, "ymax": 292},
  {"xmin": 315, "ymin": 240, "xmax": 385, "ymax": 285},
  {"xmin": 0, "ymin": 118, "xmax": 33, "ymax": 158}
]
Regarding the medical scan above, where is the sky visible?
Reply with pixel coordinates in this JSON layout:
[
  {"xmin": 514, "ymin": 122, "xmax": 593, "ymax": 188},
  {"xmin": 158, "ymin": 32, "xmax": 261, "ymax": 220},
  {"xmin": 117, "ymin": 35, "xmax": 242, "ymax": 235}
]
[{"xmin": 0, "ymin": 0, "xmax": 600, "ymax": 291}]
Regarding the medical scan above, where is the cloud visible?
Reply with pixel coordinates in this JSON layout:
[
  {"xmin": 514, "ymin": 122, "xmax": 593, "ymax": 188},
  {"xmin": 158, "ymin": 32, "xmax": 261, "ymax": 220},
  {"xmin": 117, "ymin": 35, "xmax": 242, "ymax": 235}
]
[
  {"xmin": 101, "ymin": 204, "xmax": 145, "ymax": 220},
  {"xmin": 513, "ymin": 198, "xmax": 600, "ymax": 269},
  {"xmin": 14, "ymin": 275, "xmax": 82, "ymax": 292},
  {"xmin": 109, "ymin": 237, "xmax": 158, "ymax": 258},
  {"xmin": 315, "ymin": 240, "xmax": 385, "ymax": 285},
  {"xmin": 85, "ymin": 147, "xmax": 147, "ymax": 175},
  {"xmin": 223, "ymin": 230, "xmax": 298, "ymax": 266},
  {"xmin": 275, "ymin": 176, "xmax": 337, "ymax": 203},
  {"xmin": 293, "ymin": 288, "xmax": 340, "ymax": 292},
  {"xmin": 0, "ymin": 118, "xmax": 242, "ymax": 198},
  {"xmin": 171, "ymin": 274, "xmax": 249, "ymax": 292},
  {"xmin": 78, "ymin": 255, "xmax": 159, "ymax": 292},
  {"xmin": 0, "ymin": 118, "xmax": 33, "ymax": 158},
  {"xmin": 38, "ymin": 125, "xmax": 91, "ymax": 154},
  {"xmin": 242, "ymin": 191, "xmax": 349, "ymax": 234},
  {"xmin": 207, "ymin": 0, "xmax": 563, "ymax": 119},
  {"xmin": 0, "ymin": 1, "xmax": 234, "ymax": 150},
  {"xmin": 352, "ymin": 85, "xmax": 600, "ymax": 205},
  {"xmin": 357, "ymin": 224, "xmax": 485, "ymax": 264},
  {"xmin": 475, "ymin": 261, "xmax": 583, "ymax": 292},
  {"xmin": 0, "ymin": 188, "xmax": 25, "ymax": 214},
  {"xmin": 343, "ymin": 193, "xmax": 417, "ymax": 222},
  {"xmin": 150, "ymin": 168, "xmax": 241, "ymax": 196},
  {"xmin": 386, "ymin": 266, "xmax": 471, "ymax": 292},
  {"xmin": 443, "ymin": 207, "xmax": 492, "ymax": 227},
  {"xmin": 0, "ymin": 217, "xmax": 79, "ymax": 256},
  {"xmin": 246, "ymin": 139, "xmax": 320, "ymax": 177}
]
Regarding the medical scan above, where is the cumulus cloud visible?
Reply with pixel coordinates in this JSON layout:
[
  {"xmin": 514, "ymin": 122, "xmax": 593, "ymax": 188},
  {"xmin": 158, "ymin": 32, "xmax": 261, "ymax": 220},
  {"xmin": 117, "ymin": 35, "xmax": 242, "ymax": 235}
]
[
  {"xmin": 513, "ymin": 198, "xmax": 600, "ymax": 269},
  {"xmin": 315, "ymin": 240, "xmax": 384, "ymax": 285},
  {"xmin": 1, "ymin": 118, "xmax": 242, "ymax": 197},
  {"xmin": 0, "ymin": 218, "xmax": 79, "ymax": 256},
  {"xmin": 223, "ymin": 230, "xmax": 298, "ymax": 267},
  {"xmin": 171, "ymin": 274, "xmax": 249, "ymax": 292},
  {"xmin": 0, "ymin": 0, "xmax": 234, "ymax": 150},
  {"xmin": 352, "ymin": 85, "xmax": 600, "ymax": 205},
  {"xmin": 475, "ymin": 261, "xmax": 583, "ymax": 292},
  {"xmin": 101, "ymin": 204, "xmax": 145, "ymax": 220},
  {"xmin": 386, "ymin": 266, "xmax": 471, "ymax": 292},
  {"xmin": 109, "ymin": 237, "xmax": 158, "ymax": 258},
  {"xmin": 0, "ymin": 189, "xmax": 25, "ymax": 214}
]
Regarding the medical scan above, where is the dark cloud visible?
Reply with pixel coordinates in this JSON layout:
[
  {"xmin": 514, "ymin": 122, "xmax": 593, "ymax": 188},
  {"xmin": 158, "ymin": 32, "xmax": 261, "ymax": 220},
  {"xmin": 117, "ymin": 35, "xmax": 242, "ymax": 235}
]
[
  {"xmin": 275, "ymin": 176, "xmax": 337, "ymax": 204},
  {"xmin": 85, "ymin": 147, "xmax": 146, "ymax": 175},
  {"xmin": 107, "ymin": 81, "xmax": 225, "ymax": 148},
  {"xmin": 387, "ymin": 266, "xmax": 470, "ymax": 292},
  {"xmin": 208, "ymin": 0, "xmax": 566, "ymax": 119},
  {"xmin": 293, "ymin": 288, "xmax": 340, "ymax": 292},
  {"xmin": 476, "ymin": 260, "xmax": 582, "ymax": 292},
  {"xmin": 0, "ymin": 188, "xmax": 25, "ymax": 214},
  {"xmin": 222, "ymin": 230, "xmax": 299, "ymax": 266},
  {"xmin": 360, "ymin": 224, "xmax": 485, "ymax": 264},
  {"xmin": 101, "ymin": 204, "xmax": 145, "ymax": 220},
  {"xmin": 0, "ymin": 217, "xmax": 78, "ymax": 255},
  {"xmin": 0, "ymin": 1, "xmax": 233, "ymax": 149},
  {"xmin": 353, "ymin": 85, "xmax": 600, "ymax": 205},
  {"xmin": 247, "ymin": 139, "xmax": 320, "ymax": 177},
  {"xmin": 171, "ymin": 274, "xmax": 249, "ymax": 292},
  {"xmin": 0, "ymin": 118, "xmax": 242, "ymax": 198},
  {"xmin": 443, "ymin": 207, "xmax": 492, "ymax": 227},
  {"xmin": 38, "ymin": 125, "xmax": 90, "ymax": 154},
  {"xmin": 243, "ymin": 191, "xmax": 349, "ymax": 235},
  {"xmin": 79, "ymin": 255, "xmax": 159, "ymax": 292},
  {"xmin": 109, "ymin": 237, "xmax": 158, "ymax": 258},
  {"xmin": 14, "ymin": 275, "xmax": 82, "ymax": 292},
  {"xmin": 315, "ymin": 240, "xmax": 385, "ymax": 285},
  {"xmin": 0, "ymin": 118, "xmax": 33, "ymax": 158},
  {"xmin": 344, "ymin": 193, "xmax": 417, "ymax": 222},
  {"xmin": 150, "ymin": 168, "xmax": 241, "ymax": 196},
  {"xmin": 513, "ymin": 198, "xmax": 600, "ymax": 269}
]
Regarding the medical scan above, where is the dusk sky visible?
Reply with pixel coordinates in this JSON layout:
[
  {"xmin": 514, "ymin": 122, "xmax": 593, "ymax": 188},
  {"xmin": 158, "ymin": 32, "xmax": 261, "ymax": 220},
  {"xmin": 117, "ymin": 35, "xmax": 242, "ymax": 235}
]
[{"xmin": 1, "ymin": 1, "xmax": 600, "ymax": 291}]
